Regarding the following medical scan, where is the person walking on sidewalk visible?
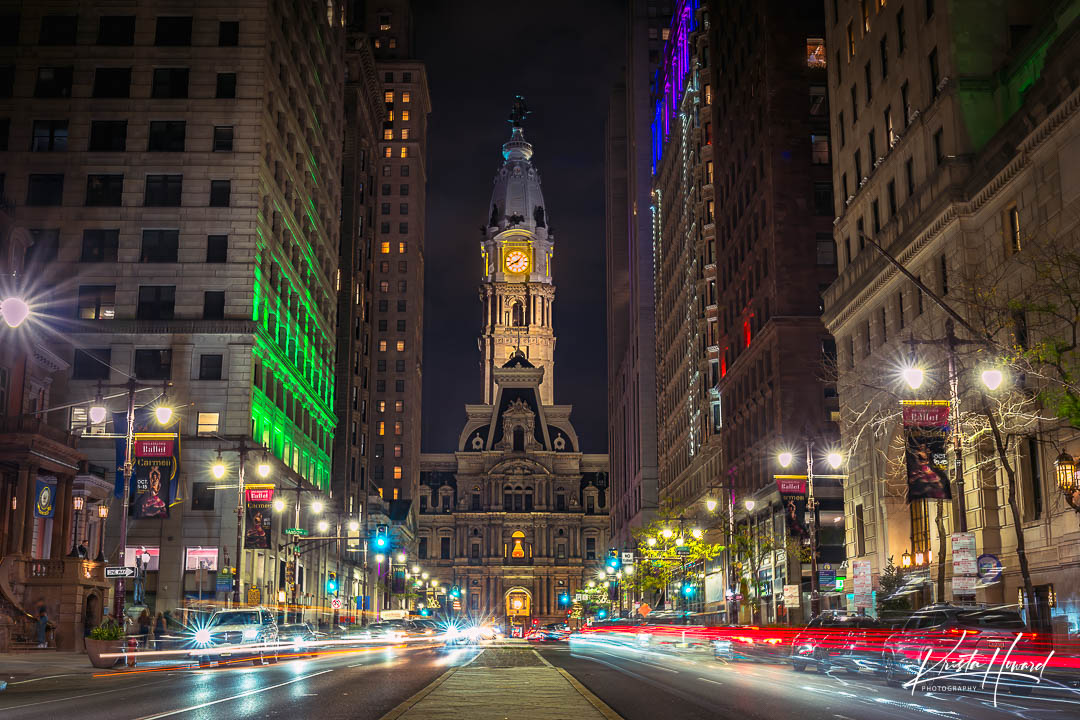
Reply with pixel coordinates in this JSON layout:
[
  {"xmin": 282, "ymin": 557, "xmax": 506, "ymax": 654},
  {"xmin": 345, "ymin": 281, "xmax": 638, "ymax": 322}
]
[{"xmin": 36, "ymin": 607, "xmax": 48, "ymax": 648}]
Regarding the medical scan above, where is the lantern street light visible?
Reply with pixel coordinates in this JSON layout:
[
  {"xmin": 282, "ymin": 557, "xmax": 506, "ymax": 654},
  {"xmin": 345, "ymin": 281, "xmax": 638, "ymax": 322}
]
[
  {"xmin": 743, "ymin": 499, "xmax": 755, "ymax": 513},
  {"xmin": 705, "ymin": 498, "xmax": 717, "ymax": 512},
  {"xmin": 902, "ymin": 366, "xmax": 925, "ymax": 390},
  {"xmin": 95, "ymin": 504, "xmax": 109, "ymax": 562},
  {"xmin": 1054, "ymin": 450, "xmax": 1080, "ymax": 512},
  {"xmin": 68, "ymin": 496, "xmax": 86, "ymax": 557},
  {"xmin": 980, "ymin": 368, "xmax": 1005, "ymax": 391}
]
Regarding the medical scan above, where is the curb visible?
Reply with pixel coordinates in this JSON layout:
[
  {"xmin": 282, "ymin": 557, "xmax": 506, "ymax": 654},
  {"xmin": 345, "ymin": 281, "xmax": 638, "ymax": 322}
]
[
  {"xmin": 533, "ymin": 649, "xmax": 623, "ymax": 720},
  {"xmin": 376, "ymin": 664, "xmax": 462, "ymax": 720}
]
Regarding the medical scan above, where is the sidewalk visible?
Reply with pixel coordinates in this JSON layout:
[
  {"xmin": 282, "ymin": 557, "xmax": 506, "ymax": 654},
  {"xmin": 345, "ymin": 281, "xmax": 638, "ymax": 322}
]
[
  {"xmin": 381, "ymin": 647, "xmax": 621, "ymax": 720},
  {"xmin": 0, "ymin": 651, "xmax": 100, "ymax": 688}
]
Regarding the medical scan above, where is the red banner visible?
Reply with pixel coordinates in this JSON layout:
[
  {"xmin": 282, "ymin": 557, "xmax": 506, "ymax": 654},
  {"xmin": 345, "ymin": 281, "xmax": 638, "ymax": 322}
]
[{"xmin": 902, "ymin": 404, "xmax": 949, "ymax": 427}]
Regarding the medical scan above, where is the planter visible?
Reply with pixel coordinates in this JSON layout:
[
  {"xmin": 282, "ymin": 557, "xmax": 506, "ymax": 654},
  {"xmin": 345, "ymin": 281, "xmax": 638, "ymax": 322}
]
[{"xmin": 85, "ymin": 637, "xmax": 123, "ymax": 668}]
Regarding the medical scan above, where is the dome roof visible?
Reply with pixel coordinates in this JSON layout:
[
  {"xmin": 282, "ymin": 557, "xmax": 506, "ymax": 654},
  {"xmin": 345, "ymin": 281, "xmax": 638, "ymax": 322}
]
[{"xmin": 487, "ymin": 127, "xmax": 549, "ymax": 237}]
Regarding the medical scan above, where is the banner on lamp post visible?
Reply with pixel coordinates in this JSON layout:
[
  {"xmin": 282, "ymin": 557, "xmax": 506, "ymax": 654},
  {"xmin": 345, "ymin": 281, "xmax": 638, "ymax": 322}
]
[
  {"xmin": 114, "ymin": 408, "xmax": 182, "ymax": 517},
  {"xmin": 776, "ymin": 476, "xmax": 809, "ymax": 538},
  {"xmin": 244, "ymin": 484, "xmax": 274, "ymax": 549},
  {"xmin": 902, "ymin": 402, "xmax": 952, "ymax": 503}
]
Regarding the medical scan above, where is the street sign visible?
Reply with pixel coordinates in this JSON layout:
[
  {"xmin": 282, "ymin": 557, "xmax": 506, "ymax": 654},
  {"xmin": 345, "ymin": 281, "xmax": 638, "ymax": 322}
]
[
  {"xmin": 621, "ymin": 551, "xmax": 634, "ymax": 563},
  {"xmin": 330, "ymin": 597, "xmax": 342, "ymax": 610},
  {"xmin": 818, "ymin": 565, "xmax": 836, "ymax": 589},
  {"xmin": 247, "ymin": 587, "xmax": 261, "ymax": 605},
  {"xmin": 675, "ymin": 546, "xmax": 691, "ymax": 556},
  {"xmin": 216, "ymin": 575, "xmax": 233, "ymax": 593},
  {"xmin": 285, "ymin": 528, "xmax": 308, "ymax": 536},
  {"xmin": 105, "ymin": 566, "xmax": 135, "ymax": 578}
]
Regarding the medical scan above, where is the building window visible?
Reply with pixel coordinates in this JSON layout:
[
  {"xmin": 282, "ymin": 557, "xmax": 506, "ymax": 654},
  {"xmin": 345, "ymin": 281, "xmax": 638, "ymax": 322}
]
[
  {"xmin": 939, "ymin": 254, "xmax": 949, "ymax": 295},
  {"xmin": 887, "ymin": 180, "xmax": 897, "ymax": 216},
  {"xmin": 846, "ymin": 21, "xmax": 855, "ymax": 59},
  {"xmin": 218, "ymin": 21, "xmax": 239, "ymax": 46},
  {"xmin": 816, "ymin": 235, "xmax": 836, "ymax": 266},
  {"xmin": 92, "ymin": 67, "xmax": 131, "ymax": 98},
  {"xmin": 400, "ymin": 184, "xmax": 409, "ymax": 195},
  {"xmin": 879, "ymin": 36, "xmax": 888, "ymax": 79},
  {"xmin": 929, "ymin": 48, "xmax": 940, "ymax": 98},
  {"xmin": 418, "ymin": 537, "xmax": 427, "ymax": 558},
  {"xmin": 27, "ymin": 174, "xmax": 63, "ymax": 206},
  {"xmin": 73, "ymin": 349, "xmax": 111, "ymax": 380},
  {"xmin": 855, "ymin": 504, "xmax": 866, "ymax": 556},
  {"xmin": 897, "ymin": 9, "xmax": 906, "ymax": 54},
  {"xmin": 1007, "ymin": 206, "xmax": 1021, "ymax": 253},
  {"xmin": 197, "ymin": 411, "xmax": 220, "ymax": 434},
  {"xmin": 933, "ymin": 128, "xmax": 944, "ymax": 167},
  {"xmin": 133, "ymin": 349, "xmax": 172, "ymax": 380},
  {"xmin": 0, "ymin": 66, "xmax": 13, "ymax": 97},
  {"xmin": 813, "ymin": 182, "xmax": 833, "ymax": 215},
  {"xmin": 155, "ymin": 16, "xmax": 192, "ymax": 46},
  {"xmin": 395, "ymin": 380, "xmax": 404, "ymax": 392},
  {"xmin": 811, "ymin": 133, "xmax": 829, "ymax": 164},
  {"xmin": 402, "ymin": 91, "xmax": 411, "ymax": 103},
  {"xmin": 384, "ymin": 90, "xmax": 394, "ymax": 103},
  {"xmin": 586, "ymin": 537, "xmax": 596, "ymax": 560},
  {"xmin": 98, "ymin": 16, "xmax": 135, "ymax": 45},
  {"xmin": 212, "ymin": 125, "xmax": 234, "ymax": 152},
  {"xmin": 401, "ymin": 129, "xmax": 410, "ymax": 140},
  {"xmin": 884, "ymin": 106, "xmax": 894, "ymax": 145},
  {"xmin": 147, "ymin": 120, "xmax": 185, "ymax": 152},
  {"xmin": 136, "ymin": 286, "xmax": 176, "ymax": 320},
  {"xmin": 85, "ymin": 174, "xmax": 123, "ymax": 206},
  {"xmin": 31, "ymin": 120, "xmax": 68, "ymax": 151},
  {"xmin": 864, "ymin": 61, "xmax": 872, "ymax": 103},
  {"xmin": 905, "ymin": 157, "xmax": 915, "ymax": 196},
  {"xmin": 34, "ymin": 66, "xmax": 74, "ymax": 98},
  {"xmin": 81, "ymin": 229, "xmax": 118, "ymax": 262},
  {"xmin": 199, "ymin": 355, "xmax": 223, "ymax": 381},
  {"xmin": 141, "ymin": 229, "xmax": 179, "ymax": 262},
  {"xmin": 151, "ymin": 68, "xmax": 189, "ymax": 99},
  {"xmin": 440, "ymin": 537, "xmax": 450, "ymax": 559},
  {"xmin": 203, "ymin": 291, "xmax": 225, "ymax": 319},
  {"xmin": 77, "ymin": 286, "xmax": 116, "ymax": 320},
  {"xmin": 207, "ymin": 234, "xmax": 228, "ymax": 263},
  {"xmin": 209, "ymin": 180, "xmax": 231, "ymax": 207},
  {"xmin": 216, "ymin": 73, "xmax": 237, "ymax": 99},
  {"xmin": 394, "ymin": 421, "xmax": 403, "ymax": 435},
  {"xmin": 40, "ymin": 15, "xmax": 77, "ymax": 45},
  {"xmin": 383, "ymin": 129, "xmax": 393, "ymax": 140},
  {"xmin": 191, "ymin": 482, "xmax": 215, "ymax": 510},
  {"xmin": 89, "ymin": 120, "xmax": 127, "ymax": 151},
  {"xmin": 393, "ymin": 466, "xmax": 402, "ymax": 480}
]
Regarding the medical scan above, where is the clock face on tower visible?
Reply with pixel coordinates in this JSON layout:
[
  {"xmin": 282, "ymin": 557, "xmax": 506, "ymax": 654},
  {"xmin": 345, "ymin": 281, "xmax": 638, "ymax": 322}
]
[{"xmin": 504, "ymin": 250, "xmax": 530, "ymax": 274}]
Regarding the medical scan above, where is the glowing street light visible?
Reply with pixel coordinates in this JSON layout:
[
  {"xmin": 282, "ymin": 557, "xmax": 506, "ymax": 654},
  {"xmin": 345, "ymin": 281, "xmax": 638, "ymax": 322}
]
[
  {"xmin": 154, "ymin": 405, "xmax": 173, "ymax": 424},
  {"xmin": 981, "ymin": 368, "xmax": 1004, "ymax": 391},
  {"xmin": 348, "ymin": 519, "xmax": 360, "ymax": 532},
  {"xmin": 705, "ymin": 498, "xmax": 717, "ymax": 512},
  {"xmin": 691, "ymin": 528, "xmax": 703, "ymax": 540},
  {"xmin": 661, "ymin": 528, "xmax": 674, "ymax": 539},
  {"xmin": 256, "ymin": 458, "xmax": 272, "ymax": 477},
  {"xmin": 88, "ymin": 405, "xmax": 108, "ymax": 425},
  {"xmin": 744, "ymin": 499, "xmax": 756, "ymax": 513},
  {"xmin": 375, "ymin": 553, "xmax": 385, "ymax": 563},
  {"xmin": 826, "ymin": 451, "xmax": 843, "ymax": 469},
  {"xmin": 777, "ymin": 451, "xmax": 794, "ymax": 468},
  {"xmin": 902, "ymin": 366, "xmax": 925, "ymax": 389},
  {"xmin": 273, "ymin": 498, "xmax": 287, "ymax": 512},
  {"xmin": 421, "ymin": 572, "xmax": 429, "ymax": 580},
  {"xmin": 411, "ymin": 565, "xmax": 420, "ymax": 574},
  {"xmin": 211, "ymin": 459, "xmax": 227, "ymax": 480},
  {"xmin": 0, "ymin": 296, "xmax": 30, "ymax": 328},
  {"xmin": 317, "ymin": 519, "xmax": 329, "ymax": 533},
  {"xmin": 311, "ymin": 500, "xmax": 324, "ymax": 514},
  {"xmin": 396, "ymin": 552, "xmax": 406, "ymax": 563},
  {"xmin": 646, "ymin": 536, "xmax": 657, "ymax": 547}
]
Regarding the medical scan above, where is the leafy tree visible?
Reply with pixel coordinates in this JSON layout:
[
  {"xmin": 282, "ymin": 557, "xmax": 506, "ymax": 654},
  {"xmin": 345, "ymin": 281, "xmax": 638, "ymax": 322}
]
[
  {"xmin": 631, "ymin": 501, "xmax": 726, "ymax": 610},
  {"xmin": 877, "ymin": 556, "xmax": 911, "ymax": 613}
]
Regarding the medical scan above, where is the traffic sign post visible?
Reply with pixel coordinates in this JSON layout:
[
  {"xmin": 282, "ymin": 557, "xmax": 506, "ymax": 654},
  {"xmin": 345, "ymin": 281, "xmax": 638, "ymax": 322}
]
[
  {"xmin": 105, "ymin": 566, "xmax": 135, "ymax": 579},
  {"xmin": 285, "ymin": 528, "xmax": 309, "ymax": 536}
]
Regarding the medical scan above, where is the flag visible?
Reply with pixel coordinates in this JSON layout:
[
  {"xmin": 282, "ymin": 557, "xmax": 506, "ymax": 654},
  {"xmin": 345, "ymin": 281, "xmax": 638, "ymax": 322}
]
[{"xmin": 903, "ymin": 403, "xmax": 952, "ymax": 502}]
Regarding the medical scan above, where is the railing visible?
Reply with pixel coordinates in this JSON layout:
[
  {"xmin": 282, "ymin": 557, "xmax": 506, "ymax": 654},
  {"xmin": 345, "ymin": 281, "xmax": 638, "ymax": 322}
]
[
  {"xmin": 26, "ymin": 559, "xmax": 65, "ymax": 579},
  {"xmin": 0, "ymin": 415, "xmax": 78, "ymax": 447}
]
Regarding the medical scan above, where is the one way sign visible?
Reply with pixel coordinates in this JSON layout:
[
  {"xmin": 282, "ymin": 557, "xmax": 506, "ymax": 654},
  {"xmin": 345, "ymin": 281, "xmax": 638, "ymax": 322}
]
[{"xmin": 105, "ymin": 566, "xmax": 135, "ymax": 579}]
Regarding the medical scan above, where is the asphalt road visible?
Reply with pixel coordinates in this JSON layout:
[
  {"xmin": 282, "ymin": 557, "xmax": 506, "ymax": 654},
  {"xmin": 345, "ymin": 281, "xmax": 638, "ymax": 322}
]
[
  {"xmin": 538, "ymin": 639, "xmax": 1080, "ymax": 720},
  {"xmin": 0, "ymin": 643, "xmax": 481, "ymax": 720}
]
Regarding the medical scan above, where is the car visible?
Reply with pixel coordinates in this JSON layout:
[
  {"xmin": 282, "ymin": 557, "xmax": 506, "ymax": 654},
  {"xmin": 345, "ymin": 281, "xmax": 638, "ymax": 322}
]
[
  {"xmin": 883, "ymin": 603, "xmax": 1040, "ymax": 694},
  {"xmin": 277, "ymin": 622, "xmax": 318, "ymax": 658},
  {"xmin": 359, "ymin": 621, "xmax": 410, "ymax": 642},
  {"xmin": 790, "ymin": 613, "xmax": 881, "ymax": 673},
  {"xmin": 190, "ymin": 607, "xmax": 279, "ymax": 667},
  {"xmin": 712, "ymin": 625, "xmax": 794, "ymax": 662},
  {"xmin": 527, "ymin": 623, "xmax": 570, "ymax": 643}
]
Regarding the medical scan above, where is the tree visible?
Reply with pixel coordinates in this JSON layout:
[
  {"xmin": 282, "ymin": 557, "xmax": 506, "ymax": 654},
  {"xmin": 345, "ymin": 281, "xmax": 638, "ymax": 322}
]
[
  {"xmin": 631, "ymin": 501, "xmax": 726, "ymax": 610},
  {"xmin": 877, "ymin": 556, "xmax": 911, "ymax": 613}
]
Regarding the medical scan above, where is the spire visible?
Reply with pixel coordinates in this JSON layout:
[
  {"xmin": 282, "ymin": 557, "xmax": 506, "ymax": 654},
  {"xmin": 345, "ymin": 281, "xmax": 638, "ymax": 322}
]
[
  {"xmin": 507, "ymin": 94, "xmax": 531, "ymax": 127},
  {"xmin": 489, "ymin": 96, "xmax": 546, "ymax": 234}
]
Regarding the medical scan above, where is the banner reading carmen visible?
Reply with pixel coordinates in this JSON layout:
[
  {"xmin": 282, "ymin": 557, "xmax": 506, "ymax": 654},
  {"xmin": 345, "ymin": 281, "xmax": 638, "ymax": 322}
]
[
  {"xmin": 114, "ymin": 408, "xmax": 182, "ymax": 517},
  {"xmin": 245, "ymin": 484, "xmax": 274, "ymax": 549},
  {"xmin": 776, "ymin": 477, "xmax": 809, "ymax": 538},
  {"xmin": 903, "ymin": 403, "xmax": 952, "ymax": 502}
]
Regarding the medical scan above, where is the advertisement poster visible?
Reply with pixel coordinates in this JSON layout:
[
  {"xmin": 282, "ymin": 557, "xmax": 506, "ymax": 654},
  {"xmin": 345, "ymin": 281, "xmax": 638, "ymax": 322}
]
[
  {"xmin": 776, "ymin": 476, "xmax": 809, "ymax": 538},
  {"xmin": 783, "ymin": 584, "xmax": 801, "ymax": 608},
  {"xmin": 244, "ymin": 484, "xmax": 274, "ymax": 549},
  {"xmin": 853, "ymin": 559, "xmax": 873, "ymax": 609},
  {"xmin": 903, "ymin": 402, "xmax": 952, "ymax": 502},
  {"xmin": 114, "ymin": 408, "xmax": 182, "ymax": 518},
  {"xmin": 34, "ymin": 477, "xmax": 56, "ymax": 518},
  {"xmin": 123, "ymin": 545, "xmax": 161, "ymax": 571},
  {"xmin": 185, "ymin": 546, "xmax": 219, "ymax": 571},
  {"xmin": 705, "ymin": 572, "xmax": 725, "ymax": 604}
]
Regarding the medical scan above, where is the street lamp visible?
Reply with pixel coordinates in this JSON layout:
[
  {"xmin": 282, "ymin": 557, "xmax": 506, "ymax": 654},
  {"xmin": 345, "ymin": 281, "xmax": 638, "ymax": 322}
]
[
  {"xmin": 646, "ymin": 536, "xmax": 657, "ymax": 547},
  {"xmin": 705, "ymin": 498, "xmax": 717, "ymax": 512},
  {"xmin": 311, "ymin": 500, "xmax": 324, "ymax": 514},
  {"xmin": 88, "ymin": 404, "xmax": 108, "ymax": 425},
  {"xmin": 901, "ymin": 550, "xmax": 912, "ymax": 568},
  {"xmin": 777, "ymin": 451, "xmax": 794, "ymax": 468},
  {"xmin": 902, "ymin": 366, "xmax": 925, "ymax": 390},
  {"xmin": 375, "ymin": 553, "xmax": 385, "ymax": 563},
  {"xmin": 68, "ymin": 496, "xmax": 85, "ymax": 557},
  {"xmin": 661, "ymin": 528, "xmax": 673, "ymax": 539},
  {"xmin": 211, "ymin": 454, "xmax": 227, "ymax": 480},
  {"xmin": 396, "ymin": 552, "xmax": 406, "ymax": 563},
  {"xmin": 826, "ymin": 451, "xmax": 843, "ymax": 469},
  {"xmin": 743, "ymin": 499, "xmax": 755, "ymax": 513},
  {"xmin": 318, "ymin": 519, "xmax": 330, "ymax": 533},
  {"xmin": 256, "ymin": 457, "xmax": 272, "ymax": 478},
  {"xmin": 691, "ymin": 528, "xmax": 703, "ymax": 540},
  {"xmin": 95, "ymin": 504, "xmax": 109, "ymax": 562},
  {"xmin": 0, "ymin": 296, "xmax": 30, "ymax": 328},
  {"xmin": 411, "ymin": 565, "xmax": 420, "ymax": 574},
  {"xmin": 980, "ymin": 368, "xmax": 1005, "ymax": 391},
  {"xmin": 273, "ymin": 497, "xmax": 287, "ymax": 512},
  {"xmin": 154, "ymin": 404, "xmax": 173, "ymax": 424},
  {"xmin": 348, "ymin": 519, "xmax": 360, "ymax": 532},
  {"xmin": 1054, "ymin": 450, "xmax": 1080, "ymax": 513}
]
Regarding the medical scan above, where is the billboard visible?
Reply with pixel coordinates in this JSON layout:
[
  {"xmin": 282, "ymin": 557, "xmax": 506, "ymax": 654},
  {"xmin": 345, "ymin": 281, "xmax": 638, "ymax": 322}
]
[
  {"xmin": 185, "ymin": 546, "xmax": 219, "ymax": 571},
  {"xmin": 114, "ymin": 408, "xmax": 181, "ymax": 518},
  {"xmin": 244, "ymin": 485, "xmax": 274, "ymax": 549}
]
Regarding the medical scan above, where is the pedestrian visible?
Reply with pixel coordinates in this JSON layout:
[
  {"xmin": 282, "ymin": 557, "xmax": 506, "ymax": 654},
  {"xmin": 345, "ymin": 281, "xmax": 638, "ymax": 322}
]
[
  {"xmin": 154, "ymin": 612, "xmax": 166, "ymax": 640},
  {"xmin": 138, "ymin": 609, "xmax": 151, "ymax": 642},
  {"xmin": 36, "ymin": 606, "xmax": 48, "ymax": 648}
]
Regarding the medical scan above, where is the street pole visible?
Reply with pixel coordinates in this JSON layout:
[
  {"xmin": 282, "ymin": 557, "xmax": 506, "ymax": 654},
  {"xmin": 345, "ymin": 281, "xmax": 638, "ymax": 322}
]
[
  {"xmin": 113, "ymin": 380, "xmax": 136, "ymax": 621},
  {"xmin": 233, "ymin": 439, "xmax": 251, "ymax": 606},
  {"xmin": 807, "ymin": 439, "xmax": 821, "ymax": 618},
  {"xmin": 945, "ymin": 319, "xmax": 968, "ymax": 532}
]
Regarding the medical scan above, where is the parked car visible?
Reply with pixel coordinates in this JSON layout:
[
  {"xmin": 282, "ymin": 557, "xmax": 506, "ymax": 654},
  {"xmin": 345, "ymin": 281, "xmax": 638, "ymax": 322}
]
[
  {"xmin": 277, "ymin": 622, "xmax": 318, "ymax": 658},
  {"xmin": 883, "ymin": 603, "xmax": 1039, "ymax": 694},
  {"xmin": 791, "ymin": 613, "xmax": 881, "ymax": 673},
  {"xmin": 190, "ymin": 606, "xmax": 279, "ymax": 667}
]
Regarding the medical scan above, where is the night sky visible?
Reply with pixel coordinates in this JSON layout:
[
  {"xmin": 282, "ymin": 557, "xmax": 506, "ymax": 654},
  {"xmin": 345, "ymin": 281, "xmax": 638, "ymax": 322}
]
[{"xmin": 416, "ymin": 0, "xmax": 625, "ymax": 454}]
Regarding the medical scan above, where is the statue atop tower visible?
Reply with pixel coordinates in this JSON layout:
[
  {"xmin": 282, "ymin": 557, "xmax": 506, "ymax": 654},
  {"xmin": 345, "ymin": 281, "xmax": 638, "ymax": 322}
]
[{"xmin": 478, "ymin": 98, "xmax": 556, "ymax": 405}]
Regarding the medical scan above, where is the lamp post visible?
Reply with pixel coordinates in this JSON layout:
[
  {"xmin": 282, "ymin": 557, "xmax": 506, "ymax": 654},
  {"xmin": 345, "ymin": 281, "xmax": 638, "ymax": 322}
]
[
  {"xmin": 1054, "ymin": 451, "xmax": 1080, "ymax": 513},
  {"xmin": 0, "ymin": 296, "xmax": 30, "ymax": 329},
  {"xmin": 68, "ymin": 496, "xmax": 85, "ymax": 557},
  {"xmin": 95, "ymin": 504, "xmax": 109, "ymax": 562}
]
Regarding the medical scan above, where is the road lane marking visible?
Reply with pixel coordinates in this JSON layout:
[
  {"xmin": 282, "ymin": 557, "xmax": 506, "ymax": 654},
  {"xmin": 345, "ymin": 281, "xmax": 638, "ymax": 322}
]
[
  {"xmin": 132, "ymin": 669, "xmax": 333, "ymax": 719},
  {"xmin": 8, "ymin": 674, "xmax": 77, "ymax": 685},
  {"xmin": 698, "ymin": 677, "xmax": 724, "ymax": 685},
  {"xmin": 0, "ymin": 678, "xmax": 172, "ymax": 710},
  {"xmin": 638, "ymin": 660, "xmax": 678, "ymax": 673}
]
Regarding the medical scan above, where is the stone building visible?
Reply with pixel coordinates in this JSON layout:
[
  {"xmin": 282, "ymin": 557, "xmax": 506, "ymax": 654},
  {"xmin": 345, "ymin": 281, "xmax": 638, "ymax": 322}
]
[
  {"xmin": 0, "ymin": 0, "xmax": 345, "ymax": 619},
  {"xmin": 823, "ymin": 0, "xmax": 1080, "ymax": 626},
  {"xmin": 418, "ymin": 113, "xmax": 609, "ymax": 632}
]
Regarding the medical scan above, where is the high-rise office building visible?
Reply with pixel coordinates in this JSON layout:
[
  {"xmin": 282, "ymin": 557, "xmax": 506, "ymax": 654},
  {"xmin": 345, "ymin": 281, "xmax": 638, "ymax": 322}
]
[{"xmin": 0, "ymin": 0, "xmax": 346, "ymax": 617}]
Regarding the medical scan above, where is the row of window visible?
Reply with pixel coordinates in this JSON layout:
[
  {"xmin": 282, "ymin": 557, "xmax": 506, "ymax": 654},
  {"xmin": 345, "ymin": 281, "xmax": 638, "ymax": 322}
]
[
  {"xmin": 75, "ymin": 285, "xmax": 229, "ymax": 322},
  {"xmin": 72, "ymin": 347, "xmax": 222, "ymax": 381},
  {"xmin": 30, "ymin": 229, "xmax": 228, "ymax": 264},
  {"xmin": 23, "ymin": 173, "xmax": 232, "ymax": 207},
  {"xmin": 0, "ymin": 66, "xmax": 238, "ymax": 100},
  {"xmin": 5, "ymin": 119, "xmax": 235, "ymax": 154},
  {"xmin": 379, "ymin": 241, "xmax": 408, "ymax": 254},
  {"xmin": 380, "ymin": 162, "xmax": 410, "ymax": 176},
  {"xmin": 0, "ymin": 14, "xmax": 240, "ymax": 48},
  {"xmin": 382, "ymin": 72, "xmax": 414, "ymax": 84}
]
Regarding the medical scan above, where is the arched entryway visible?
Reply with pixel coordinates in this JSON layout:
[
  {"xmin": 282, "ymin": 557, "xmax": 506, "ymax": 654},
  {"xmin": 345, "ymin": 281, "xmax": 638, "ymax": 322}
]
[{"xmin": 504, "ymin": 586, "xmax": 532, "ymax": 637}]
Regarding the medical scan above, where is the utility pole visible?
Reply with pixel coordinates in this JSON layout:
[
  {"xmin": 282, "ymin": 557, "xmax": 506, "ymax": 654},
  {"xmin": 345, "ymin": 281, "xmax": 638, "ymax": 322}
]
[{"xmin": 807, "ymin": 439, "xmax": 820, "ymax": 618}]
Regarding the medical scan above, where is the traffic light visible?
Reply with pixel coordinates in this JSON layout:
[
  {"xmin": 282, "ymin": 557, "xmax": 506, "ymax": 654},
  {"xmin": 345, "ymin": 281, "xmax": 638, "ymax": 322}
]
[
  {"xmin": 597, "ymin": 609, "xmax": 607, "ymax": 619},
  {"xmin": 606, "ymin": 548, "xmax": 620, "ymax": 571},
  {"xmin": 559, "ymin": 593, "xmax": 570, "ymax": 605},
  {"xmin": 682, "ymin": 584, "xmax": 695, "ymax": 597},
  {"xmin": 326, "ymin": 572, "xmax": 338, "ymax": 593},
  {"xmin": 420, "ymin": 607, "xmax": 430, "ymax": 617},
  {"xmin": 449, "ymin": 585, "xmax": 461, "ymax": 599},
  {"xmin": 374, "ymin": 524, "xmax": 388, "ymax": 549}
]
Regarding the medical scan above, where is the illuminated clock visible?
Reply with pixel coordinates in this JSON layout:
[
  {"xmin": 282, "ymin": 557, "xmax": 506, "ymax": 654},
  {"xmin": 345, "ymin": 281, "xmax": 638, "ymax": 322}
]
[{"xmin": 504, "ymin": 250, "xmax": 530, "ymax": 273}]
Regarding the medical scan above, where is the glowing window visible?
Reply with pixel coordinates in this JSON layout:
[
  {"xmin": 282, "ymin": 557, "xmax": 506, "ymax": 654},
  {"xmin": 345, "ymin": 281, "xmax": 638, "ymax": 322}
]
[
  {"xmin": 394, "ymin": 443, "xmax": 402, "ymax": 458},
  {"xmin": 377, "ymin": 421, "xmax": 385, "ymax": 436},
  {"xmin": 383, "ymin": 129, "xmax": 393, "ymax": 140},
  {"xmin": 389, "ymin": 38, "xmax": 396, "ymax": 49},
  {"xmin": 744, "ymin": 320, "xmax": 752, "ymax": 347},
  {"xmin": 380, "ymin": 241, "xmax": 390, "ymax": 253},
  {"xmin": 400, "ymin": 147, "xmax": 408, "ymax": 158},
  {"xmin": 401, "ymin": 129, "xmax": 409, "ymax": 140},
  {"xmin": 402, "ymin": 92, "xmax": 411, "ymax": 103},
  {"xmin": 384, "ymin": 91, "xmax": 393, "ymax": 103},
  {"xmin": 379, "ymin": 280, "xmax": 389, "ymax": 292},
  {"xmin": 197, "ymin": 412, "xmax": 219, "ymax": 435},
  {"xmin": 396, "ymin": 340, "xmax": 405, "ymax": 351},
  {"xmin": 394, "ymin": 400, "xmax": 403, "ymax": 412},
  {"xmin": 388, "ymin": 110, "xmax": 394, "ymax": 121},
  {"xmin": 398, "ymin": 241, "xmax": 407, "ymax": 253},
  {"xmin": 378, "ymin": 340, "xmax": 387, "ymax": 351},
  {"xmin": 393, "ymin": 488, "xmax": 399, "ymax": 499},
  {"xmin": 401, "ymin": 111, "xmax": 410, "ymax": 121},
  {"xmin": 393, "ymin": 466, "xmax": 402, "ymax": 480},
  {"xmin": 394, "ymin": 421, "xmax": 403, "ymax": 435},
  {"xmin": 377, "ymin": 400, "xmax": 386, "ymax": 412}
]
